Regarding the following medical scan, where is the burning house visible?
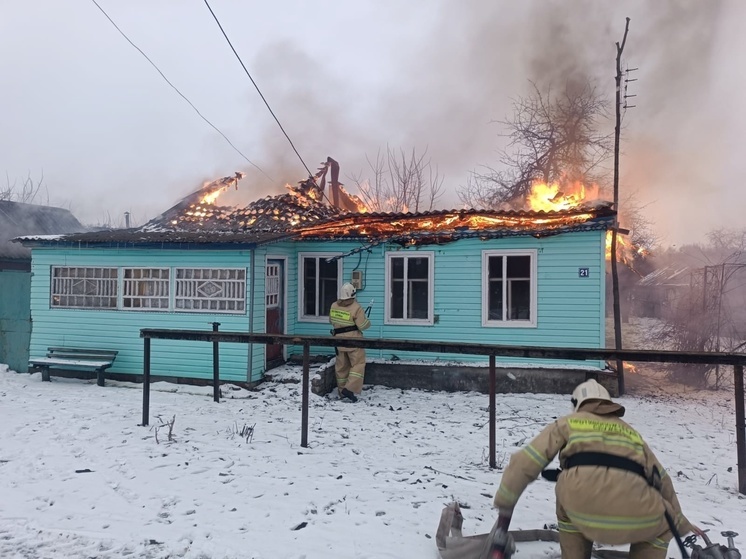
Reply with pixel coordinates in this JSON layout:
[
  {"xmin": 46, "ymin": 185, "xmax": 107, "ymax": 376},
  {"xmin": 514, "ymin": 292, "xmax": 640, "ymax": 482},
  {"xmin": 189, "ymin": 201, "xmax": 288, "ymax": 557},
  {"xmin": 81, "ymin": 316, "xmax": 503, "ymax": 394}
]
[{"xmin": 16, "ymin": 161, "xmax": 617, "ymax": 389}]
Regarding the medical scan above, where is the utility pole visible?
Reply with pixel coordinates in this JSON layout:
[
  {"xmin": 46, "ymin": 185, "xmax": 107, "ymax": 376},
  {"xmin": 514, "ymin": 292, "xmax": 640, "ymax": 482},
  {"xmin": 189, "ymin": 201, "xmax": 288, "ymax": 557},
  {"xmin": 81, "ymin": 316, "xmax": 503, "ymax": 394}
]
[{"xmin": 611, "ymin": 17, "xmax": 630, "ymax": 395}]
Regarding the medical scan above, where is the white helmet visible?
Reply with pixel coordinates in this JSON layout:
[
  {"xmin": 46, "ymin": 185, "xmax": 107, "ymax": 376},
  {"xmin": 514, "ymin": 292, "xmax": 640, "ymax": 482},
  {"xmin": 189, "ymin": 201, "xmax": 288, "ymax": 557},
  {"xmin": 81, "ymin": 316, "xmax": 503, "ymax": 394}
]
[
  {"xmin": 339, "ymin": 282, "xmax": 357, "ymax": 299},
  {"xmin": 571, "ymin": 379, "xmax": 611, "ymax": 411}
]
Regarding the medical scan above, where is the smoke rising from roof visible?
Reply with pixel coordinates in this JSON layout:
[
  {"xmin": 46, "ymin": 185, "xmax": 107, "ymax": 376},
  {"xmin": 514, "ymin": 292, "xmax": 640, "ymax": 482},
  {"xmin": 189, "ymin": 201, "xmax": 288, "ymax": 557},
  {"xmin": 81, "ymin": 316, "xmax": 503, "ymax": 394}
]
[{"xmin": 233, "ymin": 0, "xmax": 730, "ymax": 246}]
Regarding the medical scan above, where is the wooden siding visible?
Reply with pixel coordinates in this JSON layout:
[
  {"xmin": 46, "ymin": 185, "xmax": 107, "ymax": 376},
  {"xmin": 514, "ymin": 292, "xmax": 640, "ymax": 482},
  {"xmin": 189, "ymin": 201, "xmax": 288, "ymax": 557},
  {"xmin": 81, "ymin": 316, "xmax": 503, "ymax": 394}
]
[
  {"xmin": 29, "ymin": 248, "xmax": 258, "ymax": 382},
  {"xmin": 291, "ymin": 231, "xmax": 606, "ymax": 368},
  {"xmin": 28, "ymin": 230, "xmax": 606, "ymax": 384}
]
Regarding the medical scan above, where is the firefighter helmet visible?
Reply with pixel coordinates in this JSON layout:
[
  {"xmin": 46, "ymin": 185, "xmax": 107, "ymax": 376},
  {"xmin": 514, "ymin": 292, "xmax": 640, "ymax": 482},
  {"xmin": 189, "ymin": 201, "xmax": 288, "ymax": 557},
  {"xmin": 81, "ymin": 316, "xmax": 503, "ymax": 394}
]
[
  {"xmin": 340, "ymin": 282, "xmax": 357, "ymax": 299},
  {"xmin": 571, "ymin": 379, "xmax": 611, "ymax": 411}
]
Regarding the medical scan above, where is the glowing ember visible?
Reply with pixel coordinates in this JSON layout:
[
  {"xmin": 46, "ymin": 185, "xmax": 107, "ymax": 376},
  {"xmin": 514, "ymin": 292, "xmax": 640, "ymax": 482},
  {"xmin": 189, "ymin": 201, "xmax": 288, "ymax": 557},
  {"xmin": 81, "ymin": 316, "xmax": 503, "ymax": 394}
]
[{"xmin": 624, "ymin": 362, "xmax": 638, "ymax": 374}]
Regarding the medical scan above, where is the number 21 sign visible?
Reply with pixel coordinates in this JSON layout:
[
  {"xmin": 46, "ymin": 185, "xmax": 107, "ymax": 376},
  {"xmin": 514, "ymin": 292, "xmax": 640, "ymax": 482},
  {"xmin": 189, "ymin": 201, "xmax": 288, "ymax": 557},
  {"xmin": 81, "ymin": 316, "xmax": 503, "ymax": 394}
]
[{"xmin": 578, "ymin": 268, "xmax": 590, "ymax": 278}]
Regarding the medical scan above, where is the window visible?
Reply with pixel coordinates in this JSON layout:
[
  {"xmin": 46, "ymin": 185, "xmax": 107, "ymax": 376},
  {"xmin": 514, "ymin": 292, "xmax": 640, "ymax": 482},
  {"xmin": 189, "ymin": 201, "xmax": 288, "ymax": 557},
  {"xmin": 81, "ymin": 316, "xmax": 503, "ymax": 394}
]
[
  {"xmin": 385, "ymin": 252, "xmax": 434, "ymax": 324},
  {"xmin": 51, "ymin": 267, "xmax": 118, "ymax": 309},
  {"xmin": 265, "ymin": 264, "xmax": 280, "ymax": 308},
  {"xmin": 175, "ymin": 268, "xmax": 246, "ymax": 313},
  {"xmin": 299, "ymin": 253, "xmax": 341, "ymax": 319},
  {"xmin": 482, "ymin": 250, "xmax": 537, "ymax": 326},
  {"xmin": 123, "ymin": 268, "xmax": 170, "ymax": 310}
]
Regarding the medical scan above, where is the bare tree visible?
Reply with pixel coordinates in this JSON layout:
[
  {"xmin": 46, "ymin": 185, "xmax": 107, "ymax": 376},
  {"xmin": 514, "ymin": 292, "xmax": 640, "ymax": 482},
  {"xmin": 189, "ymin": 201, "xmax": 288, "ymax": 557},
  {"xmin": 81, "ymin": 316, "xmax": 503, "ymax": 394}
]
[
  {"xmin": 2, "ymin": 172, "xmax": 49, "ymax": 204},
  {"xmin": 653, "ymin": 229, "xmax": 746, "ymax": 388},
  {"xmin": 459, "ymin": 80, "xmax": 613, "ymax": 208},
  {"xmin": 348, "ymin": 146, "xmax": 444, "ymax": 213}
]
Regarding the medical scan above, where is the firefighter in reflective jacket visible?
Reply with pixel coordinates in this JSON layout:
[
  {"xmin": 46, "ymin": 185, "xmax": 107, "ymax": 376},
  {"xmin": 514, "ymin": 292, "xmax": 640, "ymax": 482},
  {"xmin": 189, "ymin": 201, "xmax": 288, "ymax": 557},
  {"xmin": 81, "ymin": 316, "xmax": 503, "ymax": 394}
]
[
  {"xmin": 492, "ymin": 379, "xmax": 702, "ymax": 559},
  {"xmin": 329, "ymin": 283, "xmax": 371, "ymax": 402}
]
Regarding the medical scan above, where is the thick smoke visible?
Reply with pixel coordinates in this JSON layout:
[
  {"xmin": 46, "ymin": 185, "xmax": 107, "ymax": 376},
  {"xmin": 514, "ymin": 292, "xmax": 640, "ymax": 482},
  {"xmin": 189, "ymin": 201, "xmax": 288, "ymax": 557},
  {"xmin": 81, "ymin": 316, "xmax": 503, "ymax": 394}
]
[{"xmin": 233, "ymin": 0, "xmax": 730, "ymax": 245}]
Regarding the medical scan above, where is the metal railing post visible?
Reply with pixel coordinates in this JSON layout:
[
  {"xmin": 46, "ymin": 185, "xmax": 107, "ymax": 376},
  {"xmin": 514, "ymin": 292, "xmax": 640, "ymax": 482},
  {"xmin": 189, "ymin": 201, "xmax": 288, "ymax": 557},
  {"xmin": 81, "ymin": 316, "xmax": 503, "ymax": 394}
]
[
  {"xmin": 212, "ymin": 322, "xmax": 221, "ymax": 403},
  {"xmin": 141, "ymin": 337, "xmax": 151, "ymax": 426},
  {"xmin": 489, "ymin": 354, "xmax": 496, "ymax": 469},
  {"xmin": 735, "ymin": 364, "xmax": 745, "ymax": 495},
  {"xmin": 301, "ymin": 343, "xmax": 310, "ymax": 448}
]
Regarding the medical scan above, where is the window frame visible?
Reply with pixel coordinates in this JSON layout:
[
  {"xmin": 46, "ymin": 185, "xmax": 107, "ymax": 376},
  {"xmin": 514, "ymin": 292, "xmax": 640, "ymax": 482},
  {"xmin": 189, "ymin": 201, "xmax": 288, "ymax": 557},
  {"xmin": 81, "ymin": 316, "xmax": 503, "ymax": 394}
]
[
  {"xmin": 297, "ymin": 252, "xmax": 343, "ymax": 323},
  {"xmin": 50, "ymin": 266, "xmax": 119, "ymax": 309},
  {"xmin": 173, "ymin": 267, "xmax": 247, "ymax": 314},
  {"xmin": 121, "ymin": 267, "xmax": 171, "ymax": 311},
  {"xmin": 481, "ymin": 249, "xmax": 538, "ymax": 328},
  {"xmin": 49, "ymin": 265, "xmax": 247, "ymax": 315},
  {"xmin": 384, "ymin": 251, "xmax": 435, "ymax": 326}
]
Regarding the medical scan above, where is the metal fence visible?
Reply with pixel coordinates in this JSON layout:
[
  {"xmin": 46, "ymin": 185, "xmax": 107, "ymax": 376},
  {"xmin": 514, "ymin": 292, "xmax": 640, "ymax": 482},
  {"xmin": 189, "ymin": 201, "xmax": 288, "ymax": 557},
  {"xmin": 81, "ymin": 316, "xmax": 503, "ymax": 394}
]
[{"xmin": 139, "ymin": 328, "xmax": 746, "ymax": 495}]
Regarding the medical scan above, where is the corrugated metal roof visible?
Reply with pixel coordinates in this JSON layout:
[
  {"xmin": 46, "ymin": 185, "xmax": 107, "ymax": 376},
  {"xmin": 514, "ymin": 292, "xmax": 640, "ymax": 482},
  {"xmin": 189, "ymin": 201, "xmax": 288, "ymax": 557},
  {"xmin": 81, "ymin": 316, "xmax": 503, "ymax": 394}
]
[
  {"xmin": 638, "ymin": 265, "xmax": 693, "ymax": 287},
  {"xmin": 1, "ymin": 200, "xmax": 84, "ymax": 260}
]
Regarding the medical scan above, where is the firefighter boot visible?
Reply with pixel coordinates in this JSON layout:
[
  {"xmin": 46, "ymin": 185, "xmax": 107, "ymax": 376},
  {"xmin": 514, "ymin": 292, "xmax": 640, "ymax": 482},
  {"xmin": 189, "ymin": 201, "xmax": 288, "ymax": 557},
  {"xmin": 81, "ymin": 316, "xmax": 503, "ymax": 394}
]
[{"xmin": 341, "ymin": 388, "xmax": 358, "ymax": 403}]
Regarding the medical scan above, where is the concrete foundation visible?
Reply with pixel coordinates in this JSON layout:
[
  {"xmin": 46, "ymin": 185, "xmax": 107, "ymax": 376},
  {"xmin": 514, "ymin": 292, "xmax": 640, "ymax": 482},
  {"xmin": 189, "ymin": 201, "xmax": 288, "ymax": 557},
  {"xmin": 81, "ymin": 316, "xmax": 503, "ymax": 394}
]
[{"xmin": 315, "ymin": 361, "xmax": 618, "ymax": 397}]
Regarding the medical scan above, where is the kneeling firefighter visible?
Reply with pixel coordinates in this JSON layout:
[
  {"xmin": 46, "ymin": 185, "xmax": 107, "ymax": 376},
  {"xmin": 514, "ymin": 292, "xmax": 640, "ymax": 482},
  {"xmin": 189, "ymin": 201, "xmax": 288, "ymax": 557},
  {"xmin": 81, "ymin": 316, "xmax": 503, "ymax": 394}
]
[
  {"xmin": 490, "ymin": 379, "xmax": 703, "ymax": 559},
  {"xmin": 329, "ymin": 282, "xmax": 371, "ymax": 402}
]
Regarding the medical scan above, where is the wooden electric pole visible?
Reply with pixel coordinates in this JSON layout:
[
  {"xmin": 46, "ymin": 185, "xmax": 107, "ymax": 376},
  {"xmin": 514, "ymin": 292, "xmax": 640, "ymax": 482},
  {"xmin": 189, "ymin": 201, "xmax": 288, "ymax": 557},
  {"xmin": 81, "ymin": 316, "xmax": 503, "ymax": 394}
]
[{"xmin": 611, "ymin": 17, "xmax": 630, "ymax": 395}]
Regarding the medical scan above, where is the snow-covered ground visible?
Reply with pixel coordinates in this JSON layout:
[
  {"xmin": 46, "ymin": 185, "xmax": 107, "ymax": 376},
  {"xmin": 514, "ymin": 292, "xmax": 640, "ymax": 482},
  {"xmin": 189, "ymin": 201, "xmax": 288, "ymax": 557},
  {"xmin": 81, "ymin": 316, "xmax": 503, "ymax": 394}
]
[{"xmin": 1, "ymin": 332, "xmax": 744, "ymax": 558}]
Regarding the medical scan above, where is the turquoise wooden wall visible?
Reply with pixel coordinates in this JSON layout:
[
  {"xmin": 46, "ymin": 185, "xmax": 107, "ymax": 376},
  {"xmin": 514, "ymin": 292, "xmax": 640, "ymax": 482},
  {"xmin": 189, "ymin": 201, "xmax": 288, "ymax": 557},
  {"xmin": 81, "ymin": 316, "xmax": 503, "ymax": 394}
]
[
  {"xmin": 28, "ymin": 229, "xmax": 606, "ymax": 383},
  {"xmin": 0, "ymin": 270, "xmax": 32, "ymax": 372},
  {"xmin": 288, "ymin": 231, "xmax": 606, "ymax": 368},
  {"xmin": 29, "ymin": 247, "xmax": 262, "ymax": 382}
]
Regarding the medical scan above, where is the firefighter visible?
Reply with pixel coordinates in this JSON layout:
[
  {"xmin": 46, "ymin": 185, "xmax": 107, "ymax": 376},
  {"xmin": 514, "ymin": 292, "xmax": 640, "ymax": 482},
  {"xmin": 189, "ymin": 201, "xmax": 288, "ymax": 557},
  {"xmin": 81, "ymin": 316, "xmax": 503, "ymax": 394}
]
[
  {"xmin": 491, "ymin": 379, "xmax": 703, "ymax": 559},
  {"xmin": 329, "ymin": 282, "xmax": 371, "ymax": 402}
]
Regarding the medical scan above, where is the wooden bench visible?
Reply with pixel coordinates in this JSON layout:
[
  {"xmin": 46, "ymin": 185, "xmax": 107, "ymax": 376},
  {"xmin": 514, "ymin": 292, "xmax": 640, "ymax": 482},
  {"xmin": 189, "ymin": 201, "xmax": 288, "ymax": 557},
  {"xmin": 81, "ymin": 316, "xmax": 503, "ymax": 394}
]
[{"xmin": 29, "ymin": 347, "xmax": 119, "ymax": 387}]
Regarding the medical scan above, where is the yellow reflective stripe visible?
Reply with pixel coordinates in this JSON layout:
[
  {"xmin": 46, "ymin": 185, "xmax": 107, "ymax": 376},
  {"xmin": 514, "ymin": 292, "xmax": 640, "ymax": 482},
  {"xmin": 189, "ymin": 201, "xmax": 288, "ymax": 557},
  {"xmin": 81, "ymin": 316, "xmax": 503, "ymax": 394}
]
[
  {"xmin": 330, "ymin": 309, "xmax": 352, "ymax": 321},
  {"xmin": 558, "ymin": 520, "xmax": 580, "ymax": 533},
  {"xmin": 567, "ymin": 510, "xmax": 660, "ymax": 531},
  {"xmin": 567, "ymin": 418, "xmax": 643, "ymax": 445},
  {"xmin": 331, "ymin": 319, "xmax": 355, "ymax": 326},
  {"xmin": 647, "ymin": 537, "xmax": 669, "ymax": 550},
  {"xmin": 349, "ymin": 372, "xmax": 364, "ymax": 379},
  {"xmin": 496, "ymin": 484, "xmax": 518, "ymax": 505},
  {"xmin": 565, "ymin": 433, "xmax": 644, "ymax": 455},
  {"xmin": 523, "ymin": 444, "xmax": 550, "ymax": 468}
]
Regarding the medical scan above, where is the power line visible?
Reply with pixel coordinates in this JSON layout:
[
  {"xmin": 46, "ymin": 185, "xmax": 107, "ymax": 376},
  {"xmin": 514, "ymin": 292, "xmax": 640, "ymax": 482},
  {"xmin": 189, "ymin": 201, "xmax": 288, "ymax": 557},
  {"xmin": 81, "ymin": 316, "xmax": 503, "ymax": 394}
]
[
  {"xmin": 89, "ymin": 0, "xmax": 272, "ymax": 182},
  {"xmin": 202, "ymin": 0, "xmax": 314, "ymax": 180}
]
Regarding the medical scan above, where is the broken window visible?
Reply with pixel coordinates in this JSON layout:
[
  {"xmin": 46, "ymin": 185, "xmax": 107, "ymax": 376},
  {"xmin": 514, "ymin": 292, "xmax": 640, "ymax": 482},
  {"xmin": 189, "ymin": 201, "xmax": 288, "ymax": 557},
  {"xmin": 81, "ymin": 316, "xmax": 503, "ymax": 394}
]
[
  {"xmin": 483, "ymin": 250, "xmax": 536, "ymax": 326},
  {"xmin": 386, "ymin": 252, "xmax": 433, "ymax": 324},
  {"xmin": 299, "ymin": 253, "xmax": 341, "ymax": 320}
]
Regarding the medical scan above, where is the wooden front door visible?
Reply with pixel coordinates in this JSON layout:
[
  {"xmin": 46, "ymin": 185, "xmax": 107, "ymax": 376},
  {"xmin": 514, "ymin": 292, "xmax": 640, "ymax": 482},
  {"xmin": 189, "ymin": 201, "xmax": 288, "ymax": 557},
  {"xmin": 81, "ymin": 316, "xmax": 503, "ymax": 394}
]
[{"xmin": 265, "ymin": 260, "xmax": 285, "ymax": 368}]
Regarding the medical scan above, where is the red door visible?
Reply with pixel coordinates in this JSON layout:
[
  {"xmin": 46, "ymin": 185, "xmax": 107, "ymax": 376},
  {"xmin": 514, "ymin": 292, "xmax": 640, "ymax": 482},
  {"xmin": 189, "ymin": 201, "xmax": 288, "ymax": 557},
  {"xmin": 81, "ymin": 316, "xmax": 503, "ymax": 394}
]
[{"xmin": 265, "ymin": 260, "xmax": 284, "ymax": 368}]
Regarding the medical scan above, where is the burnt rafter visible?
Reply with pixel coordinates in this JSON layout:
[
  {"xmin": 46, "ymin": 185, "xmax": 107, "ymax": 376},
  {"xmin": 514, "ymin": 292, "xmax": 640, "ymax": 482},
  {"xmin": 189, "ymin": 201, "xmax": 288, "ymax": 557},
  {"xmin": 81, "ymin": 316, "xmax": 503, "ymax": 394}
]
[{"xmin": 296, "ymin": 204, "xmax": 615, "ymax": 242}]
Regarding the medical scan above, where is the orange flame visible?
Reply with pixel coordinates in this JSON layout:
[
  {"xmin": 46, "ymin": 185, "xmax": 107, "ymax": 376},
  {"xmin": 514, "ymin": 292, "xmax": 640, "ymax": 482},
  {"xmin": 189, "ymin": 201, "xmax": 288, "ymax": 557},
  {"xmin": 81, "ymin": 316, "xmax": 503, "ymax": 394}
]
[{"xmin": 526, "ymin": 180, "xmax": 600, "ymax": 212}]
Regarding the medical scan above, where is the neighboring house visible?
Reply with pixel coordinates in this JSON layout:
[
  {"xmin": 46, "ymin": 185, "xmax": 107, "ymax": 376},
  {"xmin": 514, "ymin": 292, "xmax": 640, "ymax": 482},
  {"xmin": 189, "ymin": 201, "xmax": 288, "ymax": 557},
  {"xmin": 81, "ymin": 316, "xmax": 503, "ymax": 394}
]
[
  {"xmin": 0, "ymin": 200, "xmax": 84, "ymax": 371},
  {"xmin": 16, "ymin": 174, "xmax": 615, "ymax": 385},
  {"xmin": 631, "ymin": 264, "xmax": 692, "ymax": 319}
]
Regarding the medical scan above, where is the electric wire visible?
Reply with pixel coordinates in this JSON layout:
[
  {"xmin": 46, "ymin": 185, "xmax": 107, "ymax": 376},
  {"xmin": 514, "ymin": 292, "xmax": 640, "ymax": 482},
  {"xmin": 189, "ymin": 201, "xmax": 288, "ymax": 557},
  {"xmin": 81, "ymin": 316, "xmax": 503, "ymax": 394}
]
[
  {"xmin": 89, "ymin": 0, "xmax": 272, "ymax": 182},
  {"xmin": 201, "ymin": 0, "xmax": 314, "ymax": 181}
]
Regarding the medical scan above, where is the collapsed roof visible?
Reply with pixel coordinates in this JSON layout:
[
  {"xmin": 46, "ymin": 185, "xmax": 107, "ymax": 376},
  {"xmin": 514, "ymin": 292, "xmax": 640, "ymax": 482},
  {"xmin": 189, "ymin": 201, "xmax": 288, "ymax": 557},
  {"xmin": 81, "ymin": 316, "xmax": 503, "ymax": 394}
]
[{"xmin": 14, "ymin": 160, "xmax": 616, "ymax": 249}]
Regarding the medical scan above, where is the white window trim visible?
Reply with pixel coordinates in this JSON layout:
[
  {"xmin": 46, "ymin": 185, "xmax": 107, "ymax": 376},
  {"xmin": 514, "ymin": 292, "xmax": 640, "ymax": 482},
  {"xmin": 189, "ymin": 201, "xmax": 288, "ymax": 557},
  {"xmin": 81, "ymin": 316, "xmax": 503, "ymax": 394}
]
[
  {"xmin": 481, "ymin": 249, "xmax": 538, "ymax": 328},
  {"xmin": 384, "ymin": 251, "xmax": 435, "ymax": 326},
  {"xmin": 50, "ymin": 266, "xmax": 119, "ymax": 309},
  {"xmin": 297, "ymin": 252, "xmax": 343, "ymax": 323},
  {"xmin": 121, "ymin": 267, "xmax": 171, "ymax": 312},
  {"xmin": 173, "ymin": 267, "xmax": 247, "ymax": 315}
]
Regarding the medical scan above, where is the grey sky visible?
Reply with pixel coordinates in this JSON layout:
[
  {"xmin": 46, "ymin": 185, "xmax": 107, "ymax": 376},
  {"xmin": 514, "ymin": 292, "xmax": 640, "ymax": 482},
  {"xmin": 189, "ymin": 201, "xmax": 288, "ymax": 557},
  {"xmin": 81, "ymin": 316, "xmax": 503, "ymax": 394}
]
[{"xmin": 1, "ymin": 1, "xmax": 743, "ymax": 246}]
